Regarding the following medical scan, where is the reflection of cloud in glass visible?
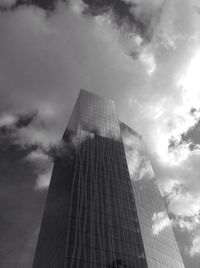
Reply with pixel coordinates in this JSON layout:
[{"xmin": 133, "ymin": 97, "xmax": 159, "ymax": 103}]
[
  {"xmin": 74, "ymin": 129, "xmax": 94, "ymax": 146},
  {"xmin": 120, "ymin": 122, "xmax": 154, "ymax": 181},
  {"xmin": 79, "ymin": 120, "xmax": 120, "ymax": 140},
  {"xmin": 126, "ymin": 149, "xmax": 141, "ymax": 178},
  {"xmin": 152, "ymin": 211, "xmax": 170, "ymax": 235},
  {"xmin": 139, "ymin": 159, "xmax": 154, "ymax": 180},
  {"xmin": 119, "ymin": 122, "xmax": 184, "ymax": 267}
]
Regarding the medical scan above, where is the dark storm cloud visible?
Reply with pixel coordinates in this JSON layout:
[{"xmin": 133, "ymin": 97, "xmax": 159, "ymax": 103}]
[
  {"xmin": 0, "ymin": 111, "xmax": 62, "ymax": 158},
  {"xmin": 83, "ymin": 0, "xmax": 146, "ymax": 35},
  {"xmin": 0, "ymin": 110, "xmax": 76, "ymax": 173},
  {"xmin": 82, "ymin": 0, "xmax": 160, "ymax": 42},
  {"xmin": 0, "ymin": 111, "xmax": 57, "ymax": 168},
  {"xmin": 0, "ymin": 112, "xmax": 59, "ymax": 267},
  {"xmin": 1, "ymin": 0, "xmax": 151, "ymax": 43},
  {"xmin": 15, "ymin": 112, "xmax": 37, "ymax": 128},
  {"xmin": 1, "ymin": 0, "xmax": 161, "ymax": 43},
  {"xmin": 0, "ymin": 112, "xmax": 38, "ymax": 148},
  {"xmin": 0, "ymin": 111, "xmax": 37, "ymax": 132},
  {"xmin": 0, "ymin": 130, "xmax": 46, "ymax": 268}
]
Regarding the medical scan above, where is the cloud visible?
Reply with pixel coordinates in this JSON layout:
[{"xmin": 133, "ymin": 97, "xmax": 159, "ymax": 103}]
[
  {"xmin": 167, "ymin": 188, "xmax": 200, "ymax": 218},
  {"xmin": 179, "ymin": 50, "xmax": 200, "ymax": 111},
  {"xmin": 71, "ymin": 0, "xmax": 87, "ymax": 14},
  {"xmin": 0, "ymin": 0, "xmax": 199, "ymax": 203},
  {"xmin": 35, "ymin": 168, "xmax": 52, "ymax": 190},
  {"xmin": 0, "ymin": 113, "xmax": 17, "ymax": 127},
  {"xmin": 0, "ymin": 109, "xmax": 82, "ymax": 192},
  {"xmin": 17, "ymin": 125, "xmax": 59, "ymax": 147},
  {"xmin": 182, "ymin": 119, "xmax": 200, "ymax": 145},
  {"xmin": 161, "ymin": 179, "xmax": 200, "ymax": 258},
  {"xmin": 173, "ymin": 216, "xmax": 200, "ymax": 233},
  {"xmin": 160, "ymin": 181, "xmax": 200, "ymax": 236},
  {"xmin": 0, "ymin": 110, "xmax": 59, "ymax": 147},
  {"xmin": 139, "ymin": 48, "xmax": 156, "ymax": 75},
  {"xmin": 124, "ymin": 0, "xmax": 165, "ymax": 37},
  {"xmin": 1, "ymin": 0, "xmax": 198, "ymax": 140},
  {"xmin": 0, "ymin": 3, "xmax": 138, "ymax": 110},
  {"xmin": 83, "ymin": 0, "xmax": 166, "ymax": 43},
  {"xmin": 0, "ymin": 1, "xmax": 154, "ymax": 150},
  {"xmin": 25, "ymin": 150, "xmax": 50, "ymax": 162},
  {"xmin": 189, "ymin": 233, "xmax": 200, "ymax": 257},
  {"xmin": 0, "ymin": 131, "xmax": 47, "ymax": 268}
]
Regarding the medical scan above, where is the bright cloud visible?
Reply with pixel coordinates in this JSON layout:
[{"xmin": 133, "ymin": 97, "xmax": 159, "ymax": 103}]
[
  {"xmin": 70, "ymin": 0, "xmax": 87, "ymax": 14},
  {"xmin": 145, "ymin": 49, "xmax": 200, "ymax": 166},
  {"xmin": 139, "ymin": 49, "xmax": 156, "ymax": 75},
  {"xmin": 173, "ymin": 216, "xmax": 200, "ymax": 232},
  {"xmin": 179, "ymin": 50, "xmax": 200, "ymax": 110},
  {"xmin": 162, "ymin": 180, "xmax": 200, "ymax": 218},
  {"xmin": 168, "ymin": 191, "xmax": 200, "ymax": 218},
  {"xmin": 189, "ymin": 234, "xmax": 200, "ymax": 257}
]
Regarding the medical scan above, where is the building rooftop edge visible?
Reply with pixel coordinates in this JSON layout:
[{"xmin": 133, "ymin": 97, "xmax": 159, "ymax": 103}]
[{"xmin": 80, "ymin": 88, "xmax": 115, "ymax": 103}]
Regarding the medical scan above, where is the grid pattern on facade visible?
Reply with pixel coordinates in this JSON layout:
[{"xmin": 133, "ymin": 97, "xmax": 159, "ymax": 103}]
[
  {"xmin": 63, "ymin": 90, "xmax": 147, "ymax": 267},
  {"xmin": 33, "ymin": 90, "xmax": 185, "ymax": 268},
  {"xmin": 64, "ymin": 134, "xmax": 148, "ymax": 268}
]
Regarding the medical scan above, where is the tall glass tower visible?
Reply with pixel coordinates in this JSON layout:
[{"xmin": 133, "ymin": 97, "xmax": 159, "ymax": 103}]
[{"xmin": 33, "ymin": 90, "xmax": 185, "ymax": 268}]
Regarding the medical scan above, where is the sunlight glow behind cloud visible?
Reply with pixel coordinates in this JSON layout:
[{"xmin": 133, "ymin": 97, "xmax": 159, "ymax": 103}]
[
  {"xmin": 139, "ymin": 50, "xmax": 156, "ymax": 75},
  {"xmin": 179, "ymin": 50, "xmax": 200, "ymax": 110},
  {"xmin": 152, "ymin": 50, "xmax": 200, "ymax": 166}
]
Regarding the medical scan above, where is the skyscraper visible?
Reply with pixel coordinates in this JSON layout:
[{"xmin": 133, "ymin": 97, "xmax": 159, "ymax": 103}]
[{"xmin": 33, "ymin": 89, "xmax": 185, "ymax": 268}]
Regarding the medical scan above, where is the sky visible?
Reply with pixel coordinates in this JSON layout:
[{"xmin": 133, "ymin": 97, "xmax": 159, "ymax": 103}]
[{"xmin": 0, "ymin": 0, "xmax": 200, "ymax": 267}]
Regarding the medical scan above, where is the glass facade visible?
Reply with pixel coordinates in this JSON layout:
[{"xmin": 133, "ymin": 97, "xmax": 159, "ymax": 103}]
[
  {"xmin": 120, "ymin": 123, "xmax": 185, "ymax": 268},
  {"xmin": 33, "ymin": 90, "xmax": 185, "ymax": 268}
]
